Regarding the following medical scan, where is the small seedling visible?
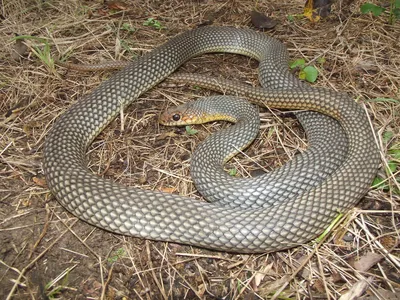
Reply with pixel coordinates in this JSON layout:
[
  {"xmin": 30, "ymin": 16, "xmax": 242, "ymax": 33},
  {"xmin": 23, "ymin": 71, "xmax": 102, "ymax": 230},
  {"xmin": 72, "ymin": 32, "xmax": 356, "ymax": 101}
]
[
  {"xmin": 383, "ymin": 131, "xmax": 394, "ymax": 143},
  {"xmin": 289, "ymin": 58, "xmax": 319, "ymax": 83},
  {"xmin": 185, "ymin": 126, "xmax": 198, "ymax": 135},
  {"xmin": 360, "ymin": 3, "xmax": 385, "ymax": 16},
  {"xmin": 12, "ymin": 35, "xmax": 55, "ymax": 72},
  {"xmin": 314, "ymin": 211, "xmax": 344, "ymax": 243},
  {"xmin": 121, "ymin": 23, "xmax": 135, "ymax": 33},
  {"xmin": 317, "ymin": 56, "xmax": 326, "ymax": 66},
  {"xmin": 120, "ymin": 39, "xmax": 137, "ymax": 57},
  {"xmin": 361, "ymin": 0, "xmax": 400, "ymax": 24},
  {"xmin": 228, "ymin": 168, "xmax": 237, "ymax": 176},
  {"xmin": 372, "ymin": 140, "xmax": 399, "ymax": 193},
  {"xmin": 44, "ymin": 266, "xmax": 73, "ymax": 299},
  {"xmin": 143, "ymin": 18, "xmax": 165, "ymax": 30},
  {"xmin": 108, "ymin": 248, "xmax": 125, "ymax": 263}
]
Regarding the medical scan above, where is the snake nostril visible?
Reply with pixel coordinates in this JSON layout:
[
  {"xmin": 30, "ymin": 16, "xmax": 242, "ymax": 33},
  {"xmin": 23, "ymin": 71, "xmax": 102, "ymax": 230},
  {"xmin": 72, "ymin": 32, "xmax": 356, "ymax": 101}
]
[{"xmin": 172, "ymin": 114, "xmax": 181, "ymax": 121}]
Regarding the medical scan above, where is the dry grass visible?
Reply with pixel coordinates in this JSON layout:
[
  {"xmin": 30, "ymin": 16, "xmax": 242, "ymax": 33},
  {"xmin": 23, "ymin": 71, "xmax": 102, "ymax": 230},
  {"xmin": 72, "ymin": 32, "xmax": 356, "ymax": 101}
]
[{"xmin": 1, "ymin": 0, "xmax": 399, "ymax": 299}]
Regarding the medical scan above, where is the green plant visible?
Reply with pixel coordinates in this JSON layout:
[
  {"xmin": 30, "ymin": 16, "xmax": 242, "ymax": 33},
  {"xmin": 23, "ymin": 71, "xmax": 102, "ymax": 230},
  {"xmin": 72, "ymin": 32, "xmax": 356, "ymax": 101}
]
[
  {"xmin": 108, "ymin": 248, "xmax": 125, "ymax": 263},
  {"xmin": 120, "ymin": 39, "xmax": 137, "ymax": 57},
  {"xmin": 289, "ymin": 58, "xmax": 319, "ymax": 83},
  {"xmin": 143, "ymin": 18, "xmax": 165, "ymax": 30},
  {"xmin": 121, "ymin": 23, "xmax": 135, "ymax": 33},
  {"xmin": 314, "ymin": 211, "xmax": 344, "ymax": 243},
  {"xmin": 372, "ymin": 132, "xmax": 399, "ymax": 193},
  {"xmin": 44, "ymin": 267, "xmax": 72, "ymax": 299},
  {"xmin": 185, "ymin": 126, "xmax": 198, "ymax": 135},
  {"xmin": 228, "ymin": 168, "xmax": 237, "ymax": 176},
  {"xmin": 12, "ymin": 35, "xmax": 55, "ymax": 72},
  {"xmin": 361, "ymin": 0, "xmax": 400, "ymax": 24}
]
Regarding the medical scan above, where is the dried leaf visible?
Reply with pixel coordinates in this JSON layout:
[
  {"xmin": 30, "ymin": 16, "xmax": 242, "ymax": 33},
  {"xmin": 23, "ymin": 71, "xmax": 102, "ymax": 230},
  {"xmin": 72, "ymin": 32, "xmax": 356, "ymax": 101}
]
[
  {"xmin": 379, "ymin": 235, "xmax": 398, "ymax": 250},
  {"xmin": 23, "ymin": 124, "xmax": 32, "ymax": 135},
  {"xmin": 313, "ymin": 279, "xmax": 325, "ymax": 293},
  {"xmin": 96, "ymin": 8, "xmax": 109, "ymax": 16},
  {"xmin": 159, "ymin": 186, "xmax": 176, "ymax": 193},
  {"xmin": 33, "ymin": 176, "xmax": 47, "ymax": 187},
  {"xmin": 252, "ymin": 263, "xmax": 273, "ymax": 288},
  {"xmin": 138, "ymin": 175, "xmax": 147, "ymax": 184},
  {"xmin": 304, "ymin": 0, "xmax": 321, "ymax": 22},
  {"xmin": 158, "ymin": 131, "xmax": 178, "ymax": 139},
  {"xmin": 304, "ymin": 0, "xmax": 332, "ymax": 21},
  {"xmin": 12, "ymin": 38, "xmax": 28, "ymax": 60},
  {"xmin": 259, "ymin": 275, "xmax": 291, "ymax": 295},
  {"xmin": 197, "ymin": 283, "xmax": 206, "ymax": 297},
  {"xmin": 4, "ymin": 101, "xmax": 25, "ymax": 119},
  {"xmin": 331, "ymin": 271, "xmax": 344, "ymax": 283},
  {"xmin": 367, "ymin": 288, "xmax": 400, "ymax": 300},
  {"xmin": 251, "ymin": 11, "xmax": 277, "ymax": 29},
  {"xmin": 339, "ymin": 277, "xmax": 373, "ymax": 300},
  {"xmin": 354, "ymin": 252, "xmax": 383, "ymax": 272},
  {"xmin": 106, "ymin": 1, "xmax": 128, "ymax": 11},
  {"xmin": 22, "ymin": 198, "xmax": 31, "ymax": 207}
]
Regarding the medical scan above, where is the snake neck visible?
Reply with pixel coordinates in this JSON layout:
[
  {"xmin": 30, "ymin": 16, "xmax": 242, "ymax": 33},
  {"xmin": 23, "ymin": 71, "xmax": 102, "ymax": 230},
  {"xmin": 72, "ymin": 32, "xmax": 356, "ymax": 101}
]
[{"xmin": 186, "ymin": 96, "xmax": 260, "ymax": 176}]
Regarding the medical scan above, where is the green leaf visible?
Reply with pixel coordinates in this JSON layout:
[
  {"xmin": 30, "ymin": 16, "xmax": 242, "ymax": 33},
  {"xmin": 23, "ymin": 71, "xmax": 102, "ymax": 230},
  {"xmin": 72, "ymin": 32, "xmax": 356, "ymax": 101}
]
[
  {"xmin": 393, "ymin": 7, "xmax": 400, "ymax": 19},
  {"xmin": 108, "ymin": 248, "xmax": 125, "ymax": 263},
  {"xmin": 360, "ymin": 3, "xmax": 385, "ymax": 16},
  {"xmin": 383, "ymin": 131, "xmax": 394, "ymax": 143},
  {"xmin": 372, "ymin": 176, "xmax": 386, "ymax": 188},
  {"xmin": 121, "ymin": 23, "xmax": 135, "ymax": 33},
  {"xmin": 298, "ymin": 70, "xmax": 306, "ymax": 80},
  {"xmin": 185, "ymin": 126, "xmax": 198, "ymax": 135},
  {"xmin": 303, "ymin": 65, "xmax": 318, "ymax": 82},
  {"xmin": 143, "ymin": 18, "xmax": 164, "ymax": 29},
  {"xmin": 387, "ymin": 161, "xmax": 397, "ymax": 173},
  {"xmin": 389, "ymin": 148, "xmax": 400, "ymax": 160},
  {"xmin": 228, "ymin": 168, "xmax": 237, "ymax": 176},
  {"xmin": 317, "ymin": 56, "xmax": 326, "ymax": 65},
  {"xmin": 289, "ymin": 58, "xmax": 305, "ymax": 69}
]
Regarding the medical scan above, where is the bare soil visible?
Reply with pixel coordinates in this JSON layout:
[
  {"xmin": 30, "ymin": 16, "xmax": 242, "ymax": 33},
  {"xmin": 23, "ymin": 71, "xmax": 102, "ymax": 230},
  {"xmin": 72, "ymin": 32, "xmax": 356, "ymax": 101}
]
[{"xmin": 1, "ymin": 0, "xmax": 399, "ymax": 299}]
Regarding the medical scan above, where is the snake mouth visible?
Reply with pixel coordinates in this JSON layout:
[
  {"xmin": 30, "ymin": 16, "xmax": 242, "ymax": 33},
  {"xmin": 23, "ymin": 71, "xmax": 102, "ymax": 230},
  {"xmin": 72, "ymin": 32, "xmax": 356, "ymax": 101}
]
[{"xmin": 159, "ymin": 101, "xmax": 238, "ymax": 127}]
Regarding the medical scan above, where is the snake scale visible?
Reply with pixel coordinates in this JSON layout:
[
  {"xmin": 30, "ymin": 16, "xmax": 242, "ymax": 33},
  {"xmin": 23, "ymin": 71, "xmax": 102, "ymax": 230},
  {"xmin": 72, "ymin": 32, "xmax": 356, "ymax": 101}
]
[{"xmin": 43, "ymin": 26, "xmax": 380, "ymax": 253}]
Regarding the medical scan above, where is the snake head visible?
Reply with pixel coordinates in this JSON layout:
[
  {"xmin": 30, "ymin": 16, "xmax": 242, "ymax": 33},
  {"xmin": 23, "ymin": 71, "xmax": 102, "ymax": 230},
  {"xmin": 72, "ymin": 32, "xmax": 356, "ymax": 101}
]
[
  {"xmin": 159, "ymin": 96, "xmax": 245, "ymax": 127},
  {"xmin": 159, "ymin": 102, "xmax": 207, "ymax": 126}
]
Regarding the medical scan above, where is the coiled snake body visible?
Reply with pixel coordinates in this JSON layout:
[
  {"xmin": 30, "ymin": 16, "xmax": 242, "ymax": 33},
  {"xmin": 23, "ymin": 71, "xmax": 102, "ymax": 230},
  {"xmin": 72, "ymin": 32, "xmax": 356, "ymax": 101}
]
[{"xmin": 43, "ymin": 27, "xmax": 379, "ymax": 253}]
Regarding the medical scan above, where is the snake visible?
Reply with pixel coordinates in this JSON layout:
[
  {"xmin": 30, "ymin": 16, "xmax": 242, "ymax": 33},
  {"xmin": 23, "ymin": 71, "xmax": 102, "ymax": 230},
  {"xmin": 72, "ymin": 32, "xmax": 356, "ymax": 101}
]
[
  {"xmin": 43, "ymin": 26, "xmax": 380, "ymax": 253},
  {"xmin": 57, "ymin": 57, "xmax": 351, "ymax": 209},
  {"xmin": 159, "ymin": 78, "xmax": 350, "ymax": 209}
]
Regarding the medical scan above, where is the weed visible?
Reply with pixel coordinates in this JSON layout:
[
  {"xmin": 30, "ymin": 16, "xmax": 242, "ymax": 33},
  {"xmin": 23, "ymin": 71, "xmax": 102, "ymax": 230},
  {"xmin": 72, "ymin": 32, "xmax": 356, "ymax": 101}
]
[
  {"xmin": 44, "ymin": 266, "xmax": 73, "ymax": 299},
  {"xmin": 228, "ymin": 168, "xmax": 237, "ymax": 176},
  {"xmin": 120, "ymin": 39, "xmax": 136, "ymax": 56},
  {"xmin": 361, "ymin": 0, "xmax": 400, "ymax": 24},
  {"xmin": 108, "ymin": 248, "xmax": 125, "ymax": 263},
  {"xmin": 373, "ymin": 133, "xmax": 400, "ymax": 193},
  {"xmin": 12, "ymin": 35, "xmax": 55, "ymax": 73},
  {"xmin": 314, "ymin": 212, "xmax": 344, "ymax": 243},
  {"xmin": 121, "ymin": 23, "xmax": 135, "ymax": 33},
  {"xmin": 185, "ymin": 126, "xmax": 198, "ymax": 135},
  {"xmin": 289, "ymin": 58, "xmax": 319, "ymax": 83},
  {"xmin": 143, "ymin": 18, "xmax": 165, "ymax": 30}
]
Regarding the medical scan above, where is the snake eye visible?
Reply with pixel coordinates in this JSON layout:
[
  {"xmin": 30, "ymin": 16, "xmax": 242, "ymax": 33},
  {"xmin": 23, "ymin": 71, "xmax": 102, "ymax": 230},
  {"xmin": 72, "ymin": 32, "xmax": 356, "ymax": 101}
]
[{"xmin": 172, "ymin": 114, "xmax": 181, "ymax": 121}]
